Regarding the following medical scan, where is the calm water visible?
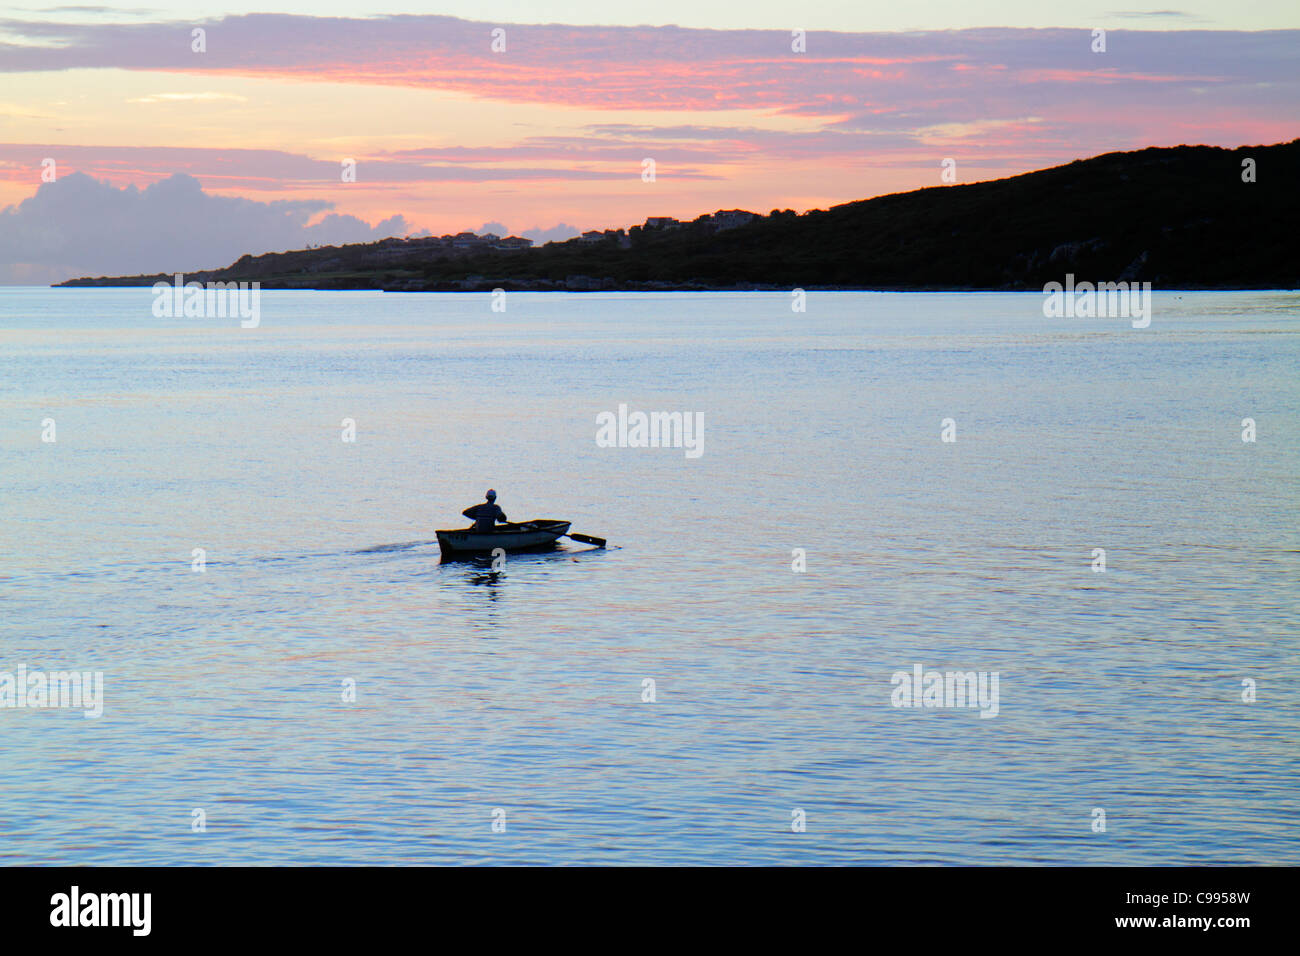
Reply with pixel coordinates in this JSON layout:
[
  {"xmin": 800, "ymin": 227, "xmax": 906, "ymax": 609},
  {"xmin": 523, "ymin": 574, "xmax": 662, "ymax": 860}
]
[{"xmin": 1, "ymin": 288, "xmax": 1297, "ymax": 865}]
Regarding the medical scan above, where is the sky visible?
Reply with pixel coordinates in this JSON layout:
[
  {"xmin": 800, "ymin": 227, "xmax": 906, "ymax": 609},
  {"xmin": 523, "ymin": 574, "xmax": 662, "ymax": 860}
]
[{"xmin": 1, "ymin": 2, "xmax": 1297, "ymax": 282}]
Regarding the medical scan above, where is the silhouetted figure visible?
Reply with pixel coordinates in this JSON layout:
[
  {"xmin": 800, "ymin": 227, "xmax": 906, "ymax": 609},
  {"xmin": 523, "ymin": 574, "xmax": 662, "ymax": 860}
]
[{"xmin": 462, "ymin": 489, "xmax": 508, "ymax": 532}]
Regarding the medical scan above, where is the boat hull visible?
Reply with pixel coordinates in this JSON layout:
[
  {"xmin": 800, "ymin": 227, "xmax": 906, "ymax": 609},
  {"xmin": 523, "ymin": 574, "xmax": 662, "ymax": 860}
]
[{"xmin": 436, "ymin": 520, "xmax": 571, "ymax": 558}]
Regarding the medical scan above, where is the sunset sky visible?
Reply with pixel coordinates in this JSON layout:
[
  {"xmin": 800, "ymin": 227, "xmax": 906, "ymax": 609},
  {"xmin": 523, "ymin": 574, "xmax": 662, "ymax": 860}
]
[{"xmin": 1, "ymin": 2, "xmax": 1297, "ymax": 282}]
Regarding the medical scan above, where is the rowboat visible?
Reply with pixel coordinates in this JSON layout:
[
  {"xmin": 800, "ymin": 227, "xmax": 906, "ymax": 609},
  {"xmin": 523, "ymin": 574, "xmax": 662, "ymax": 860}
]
[{"xmin": 436, "ymin": 520, "xmax": 572, "ymax": 558}]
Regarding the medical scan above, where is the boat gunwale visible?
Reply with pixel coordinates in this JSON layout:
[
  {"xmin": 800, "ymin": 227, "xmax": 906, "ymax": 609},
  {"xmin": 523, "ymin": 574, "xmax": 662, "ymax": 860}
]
[{"xmin": 435, "ymin": 519, "xmax": 572, "ymax": 556}]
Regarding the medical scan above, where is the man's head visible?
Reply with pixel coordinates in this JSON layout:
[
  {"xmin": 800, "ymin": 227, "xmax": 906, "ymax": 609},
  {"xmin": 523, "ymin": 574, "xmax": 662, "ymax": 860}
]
[{"xmin": 485, "ymin": 489, "xmax": 497, "ymax": 501}]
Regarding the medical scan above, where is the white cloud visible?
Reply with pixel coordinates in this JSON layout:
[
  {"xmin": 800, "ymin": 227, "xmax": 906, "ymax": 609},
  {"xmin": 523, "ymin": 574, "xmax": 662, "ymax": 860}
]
[
  {"xmin": 0, "ymin": 171, "xmax": 414, "ymax": 284},
  {"xmin": 521, "ymin": 223, "xmax": 580, "ymax": 244}
]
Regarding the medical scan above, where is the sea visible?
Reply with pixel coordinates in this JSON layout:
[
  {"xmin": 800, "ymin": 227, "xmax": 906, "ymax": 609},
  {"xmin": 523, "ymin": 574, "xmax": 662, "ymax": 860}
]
[{"xmin": 1, "ymin": 287, "xmax": 1297, "ymax": 865}]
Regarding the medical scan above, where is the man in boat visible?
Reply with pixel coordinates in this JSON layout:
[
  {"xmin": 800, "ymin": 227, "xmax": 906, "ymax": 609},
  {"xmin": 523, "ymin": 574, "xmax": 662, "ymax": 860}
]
[{"xmin": 462, "ymin": 489, "xmax": 508, "ymax": 532}]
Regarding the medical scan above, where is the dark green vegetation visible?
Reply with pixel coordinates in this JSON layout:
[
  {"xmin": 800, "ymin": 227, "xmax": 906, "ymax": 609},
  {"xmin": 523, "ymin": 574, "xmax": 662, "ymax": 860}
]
[{"xmin": 59, "ymin": 140, "xmax": 1299, "ymax": 291}]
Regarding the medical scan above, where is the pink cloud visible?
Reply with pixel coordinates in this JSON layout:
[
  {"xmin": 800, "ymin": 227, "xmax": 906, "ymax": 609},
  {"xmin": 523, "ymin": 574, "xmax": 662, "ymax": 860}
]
[{"xmin": 0, "ymin": 15, "xmax": 1295, "ymax": 121}]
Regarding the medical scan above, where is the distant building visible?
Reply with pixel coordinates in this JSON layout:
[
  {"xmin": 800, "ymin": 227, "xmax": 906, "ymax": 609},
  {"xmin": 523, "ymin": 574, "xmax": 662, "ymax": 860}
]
[
  {"xmin": 644, "ymin": 217, "xmax": 680, "ymax": 230},
  {"xmin": 711, "ymin": 209, "xmax": 756, "ymax": 230},
  {"xmin": 579, "ymin": 230, "xmax": 606, "ymax": 243},
  {"xmin": 494, "ymin": 236, "xmax": 533, "ymax": 250}
]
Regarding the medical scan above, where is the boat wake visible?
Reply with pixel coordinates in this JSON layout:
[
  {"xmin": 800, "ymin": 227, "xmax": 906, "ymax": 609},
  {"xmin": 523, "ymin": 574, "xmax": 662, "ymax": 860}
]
[{"xmin": 351, "ymin": 540, "xmax": 440, "ymax": 554}]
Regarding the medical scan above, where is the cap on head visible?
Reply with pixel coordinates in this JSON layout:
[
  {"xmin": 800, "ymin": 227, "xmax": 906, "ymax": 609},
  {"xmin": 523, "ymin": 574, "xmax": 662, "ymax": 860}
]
[{"xmin": 485, "ymin": 489, "xmax": 497, "ymax": 500}]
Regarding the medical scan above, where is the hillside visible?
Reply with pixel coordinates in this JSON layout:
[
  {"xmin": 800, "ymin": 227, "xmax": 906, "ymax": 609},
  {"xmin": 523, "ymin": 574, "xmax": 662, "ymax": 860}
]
[{"xmin": 57, "ymin": 140, "xmax": 1300, "ymax": 291}]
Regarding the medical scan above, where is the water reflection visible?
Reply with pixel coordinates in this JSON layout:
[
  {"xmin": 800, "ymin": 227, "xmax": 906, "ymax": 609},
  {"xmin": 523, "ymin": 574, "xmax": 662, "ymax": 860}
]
[{"xmin": 466, "ymin": 568, "xmax": 505, "ymax": 591}]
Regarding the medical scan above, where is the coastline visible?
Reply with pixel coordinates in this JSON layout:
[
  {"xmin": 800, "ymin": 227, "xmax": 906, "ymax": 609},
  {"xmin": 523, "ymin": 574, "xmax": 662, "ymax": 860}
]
[{"xmin": 50, "ymin": 139, "xmax": 1300, "ymax": 294}]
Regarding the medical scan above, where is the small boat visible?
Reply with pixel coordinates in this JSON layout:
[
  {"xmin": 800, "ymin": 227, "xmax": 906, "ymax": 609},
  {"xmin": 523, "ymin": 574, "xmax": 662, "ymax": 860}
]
[{"xmin": 436, "ymin": 520, "xmax": 572, "ymax": 558}]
